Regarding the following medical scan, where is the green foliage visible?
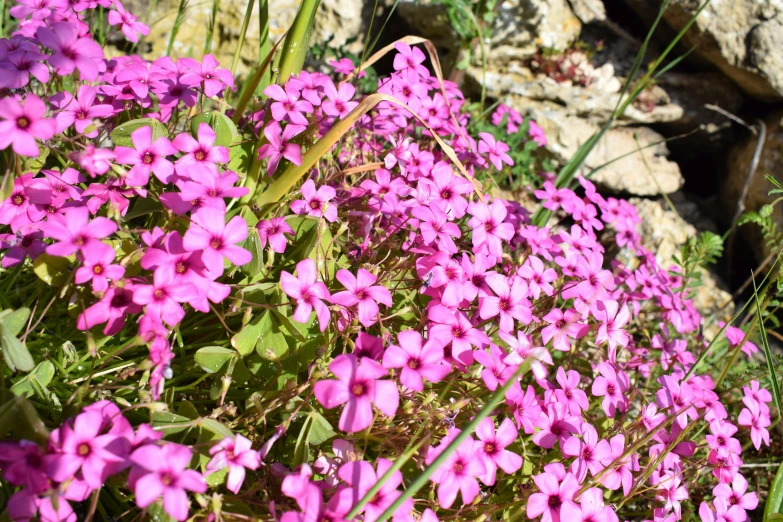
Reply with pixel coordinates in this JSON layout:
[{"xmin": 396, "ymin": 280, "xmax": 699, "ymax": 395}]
[
  {"xmin": 470, "ymin": 113, "xmax": 550, "ymax": 191},
  {"xmin": 671, "ymin": 231, "xmax": 723, "ymax": 298}
]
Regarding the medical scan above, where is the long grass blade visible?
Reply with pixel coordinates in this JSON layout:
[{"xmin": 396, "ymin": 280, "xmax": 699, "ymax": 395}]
[
  {"xmin": 254, "ymin": 93, "xmax": 482, "ymax": 207},
  {"xmin": 203, "ymin": 0, "xmax": 220, "ymax": 55},
  {"xmin": 166, "ymin": 0, "xmax": 190, "ymax": 57},
  {"xmin": 256, "ymin": 0, "xmax": 271, "ymax": 94},
  {"xmin": 752, "ymin": 272, "xmax": 782, "ymax": 418},
  {"xmin": 276, "ymin": 0, "xmax": 321, "ymax": 85},
  {"xmin": 231, "ymin": 30, "xmax": 286, "ymax": 124},
  {"xmin": 228, "ymin": 0, "xmax": 255, "ymax": 77}
]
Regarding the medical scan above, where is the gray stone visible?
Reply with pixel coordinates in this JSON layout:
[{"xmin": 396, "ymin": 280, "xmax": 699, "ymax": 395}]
[{"xmin": 623, "ymin": 0, "xmax": 783, "ymax": 100}]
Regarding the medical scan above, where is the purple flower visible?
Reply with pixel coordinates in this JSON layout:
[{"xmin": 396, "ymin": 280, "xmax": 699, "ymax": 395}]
[
  {"xmin": 36, "ymin": 22, "xmax": 104, "ymax": 81},
  {"xmin": 129, "ymin": 443, "xmax": 207, "ymax": 521},
  {"xmin": 132, "ymin": 271, "xmax": 198, "ymax": 327},
  {"xmin": 475, "ymin": 417, "xmax": 523, "ymax": 485},
  {"xmin": 180, "ymin": 54, "xmax": 234, "ymax": 97},
  {"xmin": 427, "ymin": 432, "xmax": 486, "ymax": 508},
  {"xmin": 264, "ymin": 84, "xmax": 313, "ymax": 125},
  {"xmin": 75, "ymin": 242, "xmax": 125, "ymax": 292},
  {"xmin": 0, "ymin": 94, "xmax": 56, "ymax": 157},
  {"xmin": 257, "ymin": 217, "xmax": 293, "ymax": 253},
  {"xmin": 108, "ymin": 1, "xmax": 150, "ymax": 42},
  {"xmin": 478, "ymin": 133, "xmax": 513, "ymax": 170},
  {"xmin": 0, "ymin": 49, "xmax": 50, "ymax": 88},
  {"xmin": 314, "ymin": 353, "xmax": 399, "ymax": 433},
  {"xmin": 322, "ymin": 82, "xmax": 358, "ymax": 119},
  {"xmin": 77, "ymin": 285, "xmax": 143, "ymax": 335}
]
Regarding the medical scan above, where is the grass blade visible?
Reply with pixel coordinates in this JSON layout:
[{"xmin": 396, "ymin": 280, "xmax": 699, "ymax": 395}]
[
  {"xmin": 752, "ymin": 272, "xmax": 782, "ymax": 418},
  {"xmin": 765, "ymin": 463, "xmax": 783, "ymax": 521},
  {"xmin": 228, "ymin": 0, "xmax": 255, "ymax": 77},
  {"xmin": 276, "ymin": 0, "xmax": 321, "ymax": 84},
  {"xmin": 203, "ymin": 0, "xmax": 220, "ymax": 55},
  {"xmin": 166, "ymin": 0, "xmax": 190, "ymax": 57}
]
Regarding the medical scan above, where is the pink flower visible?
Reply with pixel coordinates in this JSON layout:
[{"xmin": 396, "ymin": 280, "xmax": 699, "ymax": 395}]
[
  {"xmin": 290, "ymin": 179, "xmax": 337, "ymax": 222},
  {"xmin": 77, "ymin": 286, "xmax": 142, "ymax": 335},
  {"xmin": 177, "ymin": 170, "xmax": 248, "ymax": 211},
  {"xmin": 518, "ymin": 255, "xmax": 558, "ymax": 299},
  {"xmin": 114, "ymin": 125, "xmax": 177, "ymax": 186},
  {"xmin": 0, "ymin": 94, "xmax": 55, "ymax": 157},
  {"xmin": 706, "ymin": 420, "xmax": 741, "ymax": 456},
  {"xmin": 129, "ymin": 443, "xmax": 207, "ymax": 521},
  {"xmin": 42, "ymin": 206, "xmax": 117, "ymax": 257},
  {"xmin": 467, "ymin": 199, "xmax": 515, "ymax": 257},
  {"xmin": 591, "ymin": 362, "xmax": 630, "ymax": 417},
  {"xmin": 322, "ymin": 82, "xmax": 358, "ymax": 118},
  {"xmin": 330, "ymin": 57, "xmax": 364, "ymax": 77},
  {"xmin": 334, "ymin": 459, "xmax": 413, "ymax": 522},
  {"xmin": 738, "ymin": 399, "xmax": 771, "ymax": 450},
  {"xmin": 51, "ymin": 85, "xmax": 114, "ymax": 138},
  {"xmin": 71, "ymin": 145, "xmax": 115, "ymax": 177},
  {"xmin": 599, "ymin": 434, "xmax": 639, "ymax": 496},
  {"xmin": 180, "ymin": 54, "xmax": 234, "ymax": 97},
  {"xmin": 552, "ymin": 367, "xmax": 589, "ymax": 414},
  {"xmin": 541, "ymin": 308, "xmax": 589, "ymax": 352},
  {"xmin": 533, "ymin": 403, "xmax": 580, "ymax": 449},
  {"xmin": 75, "ymin": 243, "xmax": 125, "ymax": 292},
  {"xmin": 331, "ymin": 268, "xmax": 392, "ymax": 327},
  {"xmin": 475, "ymin": 417, "xmax": 523, "ymax": 485},
  {"xmin": 699, "ymin": 498, "xmax": 746, "ymax": 522},
  {"xmin": 257, "ymin": 121, "xmax": 305, "ymax": 176},
  {"xmin": 527, "ymin": 471, "xmax": 580, "ymax": 522},
  {"xmin": 474, "ymin": 343, "xmax": 515, "ymax": 390},
  {"xmin": 393, "ymin": 42, "xmax": 429, "ymax": 78},
  {"xmin": 45, "ymin": 410, "xmax": 125, "ymax": 489},
  {"xmin": 429, "ymin": 305, "xmax": 489, "ymax": 366},
  {"xmin": 506, "ymin": 383, "xmax": 543, "ymax": 434},
  {"xmin": 480, "ymin": 274, "xmax": 532, "ymax": 332},
  {"xmin": 108, "ymin": 1, "xmax": 150, "ymax": 42},
  {"xmin": 427, "ymin": 433, "xmax": 486, "ymax": 508},
  {"xmin": 10, "ymin": 0, "xmax": 67, "ymax": 19},
  {"xmin": 412, "ymin": 204, "xmax": 462, "ymax": 254},
  {"xmin": 257, "ymin": 217, "xmax": 294, "ymax": 253},
  {"xmin": 560, "ymin": 488, "xmax": 618, "ymax": 522},
  {"xmin": 280, "ymin": 258, "xmax": 331, "ymax": 331},
  {"xmin": 36, "ymin": 22, "xmax": 104, "ymax": 81},
  {"xmin": 654, "ymin": 471, "xmax": 689, "ymax": 519},
  {"xmin": 713, "ymin": 474, "xmax": 758, "ymax": 514},
  {"xmin": 382, "ymin": 330, "xmax": 451, "ymax": 391},
  {"xmin": 206, "ymin": 435, "xmax": 261, "ymax": 494},
  {"xmin": 478, "ymin": 133, "xmax": 513, "ymax": 170},
  {"xmin": 183, "ymin": 207, "xmax": 252, "ymax": 276},
  {"xmin": 1, "ymin": 226, "xmax": 45, "ymax": 267},
  {"xmin": 0, "ymin": 173, "xmax": 34, "ymax": 229},
  {"xmin": 499, "ymin": 330, "xmax": 552, "ymax": 380},
  {"xmin": 172, "ymin": 122, "xmax": 230, "ymax": 177},
  {"xmin": 721, "ymin": 323, "xmax": 758, "ymax": 358},
  {"xmin": 595, "ymin": 299, "xmax": 631, "ymax": 360},
  {"xmin": 562, "ymin": 423, "xmax": 611, "ymax": 482},
  {"xmin": 314, "ymin": 353, "xmax": 399, "ymax": 433},
  {"xmin": 132, "ymin": 271, "xmax": 199, "ymax": 327},
  {"xmin": 264, "ymin": 84, "xmax": 313, "ymax": 125},
  {"xmin": 529, "ymin": 120, "xmax": 547, "ymax": 147}
]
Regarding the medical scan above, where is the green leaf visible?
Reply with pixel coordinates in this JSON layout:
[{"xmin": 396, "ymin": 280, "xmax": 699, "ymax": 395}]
[
  {"xmin": 292, "ymin": 414, "xmax": 312, "ymax": 467},
  {"xmin": 124, "ymin": 197, "xmax": 164, "ymax": 220},
  {"xmin": 765, "ymin": 463, "xmax": 783, "ymax": 521},
  {"xmin": 110, "ymin": 118, "xmax": 168, "ymax": 147},
  {"xmin": 0, "ymin": 308, "xmax": 34, "ymax": 372},
  {"xmin": 255, "ymin": 311, "xmax": 289, "ymax": 360},
  {"xmin": 32, "ymin": 254, "xmax": 71, "ymax": 286},
  {"xmin": 151, "ymin": 411, "xmax": 193, "ymax": 435},
  {"xmin": 11, "ymin": 361, "xmax": 54, "ymax": 397},
  {"xmin": 194, "ymin": 346, "xmax": 235, "ymax": 374},
  {"xmin": 200, "ymin": 418, "xmax": 233, "ymax": 438},
  {"xmin": 308, "ymin": 410, "xmax": 336, "ymax": 445},
  {"xmin": 21, "ymin": 148, "xmax": 49, "ymax": 173},
  {"xmin": 231, "ymin": 313, "xmax": 264, "ymax": 356},
  {"xmin": 276, "ymin": 0, "xmax": 321, "ymax": 84},
  {"xmin": 191, "ymin": 112, "xmax": 239, "ymax": 147},
  {"xmin": 242, "ymin": 228, "xmax": 264, "ymax": 277},
  {"xmin": 228, "ymin": 140, "xmax": 254, "ymax": 173}
]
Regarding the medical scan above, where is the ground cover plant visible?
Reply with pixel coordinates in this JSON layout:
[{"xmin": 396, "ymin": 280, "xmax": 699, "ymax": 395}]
[{"xmin": 0, "ymin": 0, "xmax": 779, "ymax": 521}]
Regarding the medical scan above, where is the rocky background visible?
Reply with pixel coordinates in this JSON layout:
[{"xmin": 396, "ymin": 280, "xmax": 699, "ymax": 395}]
[{"xmin": 127, "ymin": 0, "xmax": 783, "ymax": 318}]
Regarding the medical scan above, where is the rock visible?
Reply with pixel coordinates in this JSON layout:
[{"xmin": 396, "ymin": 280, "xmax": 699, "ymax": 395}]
[
  {"xmin": 722, "ymin": 111, "xmax": 783, "ymax": 259},
  {"xmin": 504, "ymin": 96, "xmax": 683, "ymax": 195},
  {"xmin": 133, "ymin": 0, "xmax": 365, "ymax": 77},
  {"xmin": 567, "ymin": 0, "xmax": 607, "ymax": 24},
  {"xmin": 631, "ymin": 197, "xmax": 734, "ymax": 333},
  {"xmin": 398, "ymin": 0, "xmax": 581, "ymax": 68},
  {"xmin": 623, "ymin": 0, "xmax": 783, "ymax": 101}
]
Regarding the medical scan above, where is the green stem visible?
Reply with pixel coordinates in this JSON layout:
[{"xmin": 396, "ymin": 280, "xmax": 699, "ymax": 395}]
[
  {"xmin": 228, "ymin": 0, "xmax": 255, "ymax": 78},
  {"xmin": 276, "ymin": 0, "xmax": 321, "ymax": 85}
]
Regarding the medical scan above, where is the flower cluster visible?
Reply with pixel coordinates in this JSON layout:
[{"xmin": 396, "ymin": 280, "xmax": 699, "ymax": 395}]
[{"xmin": 0, "ymin": 0, "xmax": 775, "ymax": 520}]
